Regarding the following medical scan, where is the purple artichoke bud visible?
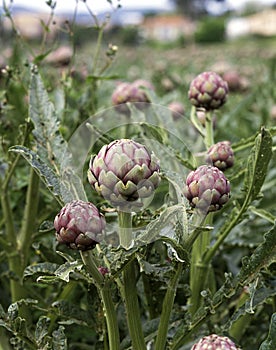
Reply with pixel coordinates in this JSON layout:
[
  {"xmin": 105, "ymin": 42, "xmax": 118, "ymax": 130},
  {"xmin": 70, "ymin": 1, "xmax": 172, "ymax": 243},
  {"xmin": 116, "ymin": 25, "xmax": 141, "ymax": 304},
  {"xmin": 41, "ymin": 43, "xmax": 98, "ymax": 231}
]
[
  {"xmin": 191, "ymin": 334, "xmax": 239, "ymax": 350},
  {"xmin": 168, "ymin": 101, "xmax": 185, "ymax": 121},
  {"xmin": 54, "ymin": 200, "xmax": 106, "ymax": 250},
  {"xmin": 196, "ymin": 110, "xmax": 217, "ymax": 129},
  {"xmin": 188, "ymin": 71, "xmax": 229, "ymax": 110},
  {"xmin": 111, "ymin": 82, "xmax": 133, "ymax": 115},
  {"xmin": 98, "ymin": 266, "xmax": 109, "ymax": 276},
  {"xmin": 88, "ymin": 139, "xmax": 161, "ymax": 209},
  {"xmin": 206, "ymin": 141, "xmax": 234, "ymax": 170},
  {"xmin": 184, "ymin": 165, "xmax": 230, "ymax": 212},
  {"xmin": 111, "ymin": 80, "xmax": 153, "ymax": 115}
]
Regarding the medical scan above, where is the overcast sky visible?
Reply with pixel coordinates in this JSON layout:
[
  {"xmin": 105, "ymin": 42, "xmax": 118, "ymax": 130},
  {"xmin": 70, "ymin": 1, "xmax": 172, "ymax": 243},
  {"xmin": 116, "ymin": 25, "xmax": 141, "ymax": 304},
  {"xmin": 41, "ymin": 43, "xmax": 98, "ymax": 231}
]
[
  {"xmin": 2, "ymin": 0, "xmax": 173, "ymax": 14},
  {"xmin": 1, "ymin": 0, "xmax": 275, "ymax": 14}
]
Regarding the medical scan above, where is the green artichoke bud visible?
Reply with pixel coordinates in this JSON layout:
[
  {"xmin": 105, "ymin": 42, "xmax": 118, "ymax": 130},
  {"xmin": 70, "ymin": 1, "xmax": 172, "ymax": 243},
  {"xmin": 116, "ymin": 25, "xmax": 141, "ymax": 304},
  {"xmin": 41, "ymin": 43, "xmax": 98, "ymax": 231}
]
[
  {"xmin": 184, "ymin": 165, "xmax": 230, "ymax": 212},
  {"xmin": 206, "ymin": 141, "xmax": 234, "ymax": 170},
  {"xmin": 188, "ymin": 71, "xmax": 229, "ymax": 110},
  {"xmin": 88, "ymin": 139, "xmax": 160, "ymax": 210},
  {"xmin": 54, "ymin": 200, "xmax": 105, "ymax": 250},
  {"xmin": 191, "ymin": 334, "xmax": 239, "ymax": 350}
]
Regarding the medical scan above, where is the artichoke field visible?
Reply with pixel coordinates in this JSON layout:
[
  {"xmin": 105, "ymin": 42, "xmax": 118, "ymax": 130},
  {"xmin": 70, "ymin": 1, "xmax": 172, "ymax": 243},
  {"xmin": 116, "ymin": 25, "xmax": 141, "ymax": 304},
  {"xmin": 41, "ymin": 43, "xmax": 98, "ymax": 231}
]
[{"xmin": 0, "ymin": 2, "xmax": 276, "ymax": 350}]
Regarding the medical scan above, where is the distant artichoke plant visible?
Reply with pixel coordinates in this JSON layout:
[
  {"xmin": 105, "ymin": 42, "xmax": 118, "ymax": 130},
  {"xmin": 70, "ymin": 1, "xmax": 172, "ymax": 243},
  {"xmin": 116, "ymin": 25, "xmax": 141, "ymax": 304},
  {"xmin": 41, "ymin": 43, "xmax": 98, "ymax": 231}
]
[
  {"xmin": 54, "ymin": 200, "xmax": 106, "ymax": 250},
  {"xmin": 184, "ymin": 165, "xmax": 230, "ymax": 212},
  {"xmin": 111, "ymin": 79, "xmax": 153, "ymax": 115},
  {"xmin": 191, "ymin": 334, "xmax": 239, "ymax": 350},
  {"xmin": 88, "ymin": 139, "xmax": 160, "ymax": 210},
  {"xmin": 188, "ymin": 71, "xmax": 229, "ymax": 110},
  {"xmin": 168, "ymin": 101, "xmax": 185, "ymax": 121},
  {"xmin": 206, "ymin": 141, "xmax": 234, "ymax": 170}
]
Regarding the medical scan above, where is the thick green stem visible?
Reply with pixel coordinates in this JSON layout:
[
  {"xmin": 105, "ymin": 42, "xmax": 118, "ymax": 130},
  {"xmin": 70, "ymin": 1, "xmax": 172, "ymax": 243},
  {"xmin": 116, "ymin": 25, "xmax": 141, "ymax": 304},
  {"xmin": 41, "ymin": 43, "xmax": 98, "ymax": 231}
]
[
  {"xmin": 203, "ymin": 199, "xmax": 248, "ymax": 265},
  {"xmin": 123, "ymin": 261, "xmax": 147, "ymax": 350},
  {"xmin": 189, "ymin": 214, "xmax": 213, "ymax": 315},
  {"xmin": 0, "ymin": 183, "xmax": 27, "ymax": 305},
  {"xmin": 204, "ymin": 111, "xmax": 214, "ymax": 149},
  {"xmin": 18, "ymin": 168, "xmax": 40, "ymax": 269},
  {"xmin": 118, "ymin": 211, "xmax": 146, "ymax": 350},
  {"xmin": 155, "ymin": 263, "xmax": 183, "ymax": 350},
  {"xmin": 81, "ymin": 251, "xmax": 120, "ymax": 350},
  {"xmin": 118, "ymin": 211, "xmax": 133, "ymax": 249}
]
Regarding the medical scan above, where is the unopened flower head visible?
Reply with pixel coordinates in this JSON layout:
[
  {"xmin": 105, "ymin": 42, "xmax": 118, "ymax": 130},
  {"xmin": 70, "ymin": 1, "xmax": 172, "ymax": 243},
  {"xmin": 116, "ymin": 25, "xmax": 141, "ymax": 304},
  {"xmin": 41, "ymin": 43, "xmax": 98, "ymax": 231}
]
[
  {"xmin": 191, "ymin": 334, "xmax": 239, "ymax": 350},
  {"xmin": 184, "ymin": 165, "xmax": 230, "ymax": 212},
  {"xmin": 111, "ymin": 79, "xmax": 153, "ymax": 115},
  {"xmin": 54, "ymin": 200, "xmax": 106, "ymax": 251},
  {"xmin": 188, "ymin": 71, "xmax": 229, "ymax": 110},
  {"xmin": 88, "ymin": 139, "xmax": 160, "ymax": 210},
  {"xmin": 206, "ymin": 141, "xmax": 234, "ymax": 170}
]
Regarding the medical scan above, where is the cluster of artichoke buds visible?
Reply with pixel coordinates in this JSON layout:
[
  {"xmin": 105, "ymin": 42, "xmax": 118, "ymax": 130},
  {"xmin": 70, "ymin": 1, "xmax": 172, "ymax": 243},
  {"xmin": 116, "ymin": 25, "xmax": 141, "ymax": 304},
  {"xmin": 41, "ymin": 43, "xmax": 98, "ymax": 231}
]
[
  {"xmin": 111, "ymin": 79, "xmax": 154, "ymax": 115},
  {"xmin": 191, "ymin": 334, "xmax": 240, "ymax": 350},
  {"xmin": 188, "ymin": 71, "xmax": 229, "ymax": 111},
  {"xmin": 206, "ymin": 141, "xmax": 234, "ymax": 170},
  {"xmin": 88, "ymin": 139, "xmax": 161, "ymax": 211},
  {"xmin": 54, "ymin": 200, "xmax": 106, "ymax": 251},
  {"xmin": 184, "ymin": 165, "xmax": 230, "ymax": 213}
]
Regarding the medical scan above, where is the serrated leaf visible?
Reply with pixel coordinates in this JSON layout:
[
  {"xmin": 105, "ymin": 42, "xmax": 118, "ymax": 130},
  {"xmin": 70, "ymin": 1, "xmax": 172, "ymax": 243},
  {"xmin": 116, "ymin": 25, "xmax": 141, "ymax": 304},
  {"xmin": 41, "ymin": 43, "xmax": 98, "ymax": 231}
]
[
  {"xmin": 52, "ymin": 326, "xmax": 67, "ymax": 350},
  {"xmin": 29, "ymin": 67, "xmax": 67, "ymax": 170},
  {"xmin": 36, "ymin": 276, "xmax": 61, "ymax": 284},
  {"xmin": 9, "ymin": 145, "xmax": 68, "ymax": 204},
  {"xmin": 226, "ymin": 280, "xmax": 276, "ymax": 332},
  {"xmin": 237, "ymin": 224, "xmax": 276, "ymax": 285},
  {"xmin": 244, "ymin": 127, "xmax": 272, "ymax": 203},
  {"xmin": 139, "ymin": 122, "xmax": 168, "ymax": 144},
  {"xmin": 249, "ymin": 206, "xmax": 276, "ymax": 224},
  {"xmin": 24, "ymin": 262, "xmax": 60, "ymax": 279},
  {"xmin": 54, "ymin": 261, "xmax": 83, "ymax": 282},
  {"xmin": 35, "ymin": 316, "xmax": 50, "ymax": 344},
  {"xmin": 28, "ymin": 67, "xmax": 87, "ymax": 202},
  {"xmin": 51, "ymin": 300, "xmax": 90, "ymax": 326},
  {"xmin": 136, "ymin": 205, "xmax": 184, "ymax": 245},
  {"xmin": 259, "ymin": 313, "xmax": 276, "ymax": 350}
]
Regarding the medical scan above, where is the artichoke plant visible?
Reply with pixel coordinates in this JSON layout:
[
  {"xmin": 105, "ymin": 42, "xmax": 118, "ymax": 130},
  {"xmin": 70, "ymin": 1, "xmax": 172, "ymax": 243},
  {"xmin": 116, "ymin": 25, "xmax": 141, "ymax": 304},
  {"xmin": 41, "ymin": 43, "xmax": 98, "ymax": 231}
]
[
  {"xmin": 191, "ymin": 334, "xmax": 239, "ymax": 350},
  {"xmin": 88, "ymin": 139, "xmax": 160, "ymax": 210},
  {"xmin": 206, "ymin": 141, "xmax": 234, "ymax": 170},
  {"xmin": 188, "ymin": 71, "xmax": 229, "ymax": 110},
  {"xmin": 168, "ymin": 101, "xmax": 185, "ymax": 121},
  {"xmin": 54, "ymin": 200, "xmax": 106, "ymax": 250},
  {"xmin": 184, "ymin": 165, "xmax": 230, "ymax": 212},
  {"xmin": 111, "ymin": 79, "xmax": 153, "ymax": 115}
]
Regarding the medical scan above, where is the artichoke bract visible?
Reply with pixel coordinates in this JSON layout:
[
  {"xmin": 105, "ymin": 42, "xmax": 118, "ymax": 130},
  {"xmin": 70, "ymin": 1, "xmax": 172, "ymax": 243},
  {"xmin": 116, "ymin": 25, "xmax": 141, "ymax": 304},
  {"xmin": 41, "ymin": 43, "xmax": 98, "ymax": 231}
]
[
  {"xmin": 191, "ymin": 334, "xmax": 239, "ymax": 350},
  {"xmin": 88, "ymin": 139, "xmax": 160, "ymax": 210},
  {"xmin": 184, "ymin": 165, "xmax": 230, "ymax": 212},
  {"xmin": 188, "ymin": 71, "xmax": 229, "ymax": 110},
  {"xmin": 206, "ymin": 141, "xmax": 234, "ymax": 170},
  {"xmin": 54, "ymin": 200, "xmax": 106, "ymax": 250}
]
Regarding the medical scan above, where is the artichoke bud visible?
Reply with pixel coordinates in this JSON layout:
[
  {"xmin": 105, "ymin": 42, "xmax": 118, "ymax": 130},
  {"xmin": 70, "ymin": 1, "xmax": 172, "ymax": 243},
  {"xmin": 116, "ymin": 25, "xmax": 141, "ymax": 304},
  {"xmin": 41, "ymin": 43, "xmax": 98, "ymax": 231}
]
[
  {"xmin": 184, "ymin": 165, "xmax": 230, "ymax": 213},
  {"xmin": 88, "ymin": 139, "xmax": 161, "ymax": 211},
  {"xmin": 188, "ymin": 71, "xmax": 229, "ymax": 111},
  {"xmin": 54, "ymin": 200, "xmax": 106, "ymax": 250},
  {"xmin": 191, "ymin": 334, "xmax": 240, "ymax": 350}
]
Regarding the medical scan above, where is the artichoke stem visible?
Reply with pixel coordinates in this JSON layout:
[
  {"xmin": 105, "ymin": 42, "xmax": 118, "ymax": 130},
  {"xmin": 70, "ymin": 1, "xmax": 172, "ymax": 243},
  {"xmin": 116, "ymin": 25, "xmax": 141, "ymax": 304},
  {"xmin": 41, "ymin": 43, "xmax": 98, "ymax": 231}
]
[
  {"xmin": 189, "ymin": 213, "xmax": 213, "ymax": 315},
  {"xmin": 155, "ymin": 263, "xmax": 183, "ymax": 350},
  {"xmin": 81, "ymin": 251, "xmax": 120, "ymax": 350},
  {"xmin": 118, "ymin": 211, "xmax": 133, "ymax": 249},
  {"xmin": 118, "ymin": 211, "xmax": 146, "ymax": 349},
  {"xmin": 204, "ymin": 111, "xmax": 214, "ymax": 149}
]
